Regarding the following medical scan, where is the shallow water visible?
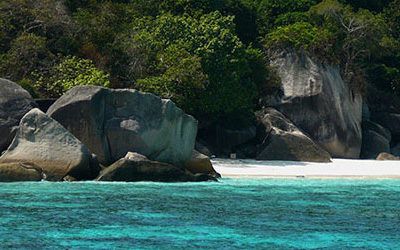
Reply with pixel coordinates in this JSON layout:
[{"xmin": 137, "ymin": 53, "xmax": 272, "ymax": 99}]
[{"xmin": 1, "ymin": 179, "xmax": 400, "ymax": 249}]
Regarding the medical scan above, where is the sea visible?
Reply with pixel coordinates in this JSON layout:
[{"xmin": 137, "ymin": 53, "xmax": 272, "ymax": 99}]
[{"xmin": 1, "ymin": 160, "xmax": 400, "ymax": 249}]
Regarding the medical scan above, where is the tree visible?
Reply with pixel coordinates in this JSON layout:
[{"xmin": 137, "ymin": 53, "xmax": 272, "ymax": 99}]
[
  {"xmin": 265, "ymin": 22, "xmax": 334, "ymax": 58},
  {"xmin": 0, "ymin": 0, "xmax": 74, "ymax": 54},
  {"xmin": 341, "ymin": 0, "xmax": 391, "ymax": 12},
  {"xmin": 0, "ymin": 33, "xmax": 53, "ymax": 81},
  {"xmin": 253, "ymin": 0, "xmax": 319, "ymax": 35},
  {"xmin": 311, "ymin": 0, "xmax": 388, "ymax": 86},
  {"xmin": 132, "ymin": 12, "xmax": 266, "ymax": 122}
]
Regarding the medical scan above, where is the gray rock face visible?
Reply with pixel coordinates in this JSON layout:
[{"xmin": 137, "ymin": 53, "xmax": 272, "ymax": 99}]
[
  {"xmin": 0, "ymin": 78, "xmax": 36, "ymax": 153},
  {"xmin": 47, "ymin": 86, "xmax": 197, "ymax": 167},
  {"xmin": 377, "ymin": 153, "xmax": 400, "ymax": 161},
  {"xmin": 361, "ymin": 130, "xmax": 391, "ymax": 159},
  {"xmin": 363, "ymin": 120, "xmax": 392, "ymax": 142},
  {"xmin": 0, "ymin": 163, "xmax": 43, "ymax": 182},
  {"xmin": 195, "ymin": 141, "xmax": 213, "ymax": 157},
  {"xmin": 392, "ymin": 144, "xmax": 400, "ymax": 157},
  {"xmin": 0, "ymin": 109, "xmax": 99, "ymax": 181},
  {"xmin": 372, "ymin": 112, "xmax": 400, "ymax": 138},
  {"xmin": 361, "ymin": 120, "xmax": 391, "ymax": 159},
  {"xmin": 267, "ymin": 51, "xmax": 362, "ymax": 158},
  {"xmin": 97, "ymin": 152, "xmax": 215, "ymax": 182},
  {"xmin": 256, "ymin": 108, "xmax": 331, "ymax": 162},
  {"xmin": 185, "ymin": 150, "xmax": 221, "ymax": 178}
]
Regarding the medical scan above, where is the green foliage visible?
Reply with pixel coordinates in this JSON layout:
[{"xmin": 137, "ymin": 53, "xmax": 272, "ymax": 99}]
[
  {"xmin": 265, "ymin": 22, "xmax": 333, "ymax": 55},
  {"xmin": 384, "ymin": 0, "xmax": 400, "ymax": 40},
  {"xmin": 0, "ymin": 0, "xmax": 399, "ymax": 122},
  {"xmin": 310, "ymin": 0, "xmax": 390, "ymax": 88},
  {"xmin": 34, "ymin": 56, "xmax": 110, "ymax": 97},
  {"xmin": 274, "ymin": 11, "xmax": 311, "ymax": 26},
  {"xmin": 341, "ymin": 0, "xmax": 391, "ymax": 12},
  {"xmin": 254, "ymin": 0, "xmax": 320, "ymax": 35},
  {"xmin": 137, "ymin": 45, "xmax": 207, "ymax": 113},
  {"xmin": 367, "ymin": 64, "xmax": 400, "ymax": 94},
  {"xmin": 133, "ymin": 12, "xmax": 263, "ymax": 121},
  {"xmin": 0, "ymin": 33, "xmax": 53, "ymax": 81}
]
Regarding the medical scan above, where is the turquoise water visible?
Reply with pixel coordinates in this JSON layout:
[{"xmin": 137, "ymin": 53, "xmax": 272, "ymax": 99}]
[{"xmin": 1, "ymin": 179, "xmax": 400, "ymax": 249}]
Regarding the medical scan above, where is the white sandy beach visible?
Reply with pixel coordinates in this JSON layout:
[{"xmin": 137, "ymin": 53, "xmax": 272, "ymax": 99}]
[{"xmin": 212, "ymin": 158, "xmax": 400, "ymax": 179}]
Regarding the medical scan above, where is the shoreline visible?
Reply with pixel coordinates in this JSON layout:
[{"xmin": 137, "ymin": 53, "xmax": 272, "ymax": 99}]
[{"xmin": 212, "ymin": 159, "xmax": 400, "ymax": 179}]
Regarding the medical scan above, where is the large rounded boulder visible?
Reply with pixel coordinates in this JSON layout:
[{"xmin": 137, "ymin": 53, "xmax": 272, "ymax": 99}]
[
  {"xmin": 0, "ymin": 78, "xmax": 36, "ymax": 153},
  {"xmin": 47, "ymin": 86, "xmax": 198, "ymax": 167},
  {"xmin": 256, "ymin": 108, "xmax": 331, "ymax": 162},
  {"xmin": 97, "ymin": 152, "xmax": 215, "ymax": 182},
  {"xmin": 185, "ymin": 150, "xmax": 221, "ymax": 178},
  {"xmin": 0, "ymin": 109, "xmax": 100, "ymax": 181}
]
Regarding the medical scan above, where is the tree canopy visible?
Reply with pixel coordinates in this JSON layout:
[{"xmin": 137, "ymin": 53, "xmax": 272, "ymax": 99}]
[{"xmin": 0, "ymin": 0, "xmax": 399, "ymax": 122}]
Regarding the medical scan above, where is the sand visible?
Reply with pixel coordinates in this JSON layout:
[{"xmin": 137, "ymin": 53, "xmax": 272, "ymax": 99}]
[{"xmin": 212, "ymin": 158, "xmax": 400, "ymax": 179}]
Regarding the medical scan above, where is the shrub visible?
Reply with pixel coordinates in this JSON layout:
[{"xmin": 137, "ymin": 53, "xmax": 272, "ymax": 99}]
[
  {"xmin": 34, "ymin": 56, "xmax": 110, "ymax": 97},
  {"xmin": 265, "ymin": 22, "xmax": 334, "ymax": 57}
]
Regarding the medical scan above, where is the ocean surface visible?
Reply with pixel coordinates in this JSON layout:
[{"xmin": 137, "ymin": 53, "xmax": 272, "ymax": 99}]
[{"xmin": 1, "ymin": 162, "xmax": 400, "ymax": 249}]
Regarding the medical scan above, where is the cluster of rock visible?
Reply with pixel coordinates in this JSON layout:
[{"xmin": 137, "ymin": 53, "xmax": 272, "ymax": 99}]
[
  {"xmin": 0, "ymin": 79, "xmax": 219, "ymax": 182},
  {"xmin": 197, "ymin": 107, "xmax": 332, "ymax": 163},
  {"xmin": 360, "ymin": 111, "xmax": 400, "ymax": 160},
  {"xmin": 197, "ymin": 51, "xmax": 400, "ymax": 162},
  {"xmin": 1, "ymin": 49, "xmax": 399, "ymax": 183}
]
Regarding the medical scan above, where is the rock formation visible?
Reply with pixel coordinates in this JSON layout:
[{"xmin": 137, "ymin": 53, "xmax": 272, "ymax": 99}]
[
  {"xmin": 0, "ymin": 163, "xmax": 43, "ymax": 182},
  {"xmin": 265, "ymin": 51, "xmax": 363, "ymax": 158},
  {"xmin": 97, "ymin": 152, "xmax": 216, "ymax": 182},
  {"xmin": 361, "ymin": 121, "xmax": 391, "ymax": 159},
  {"xmin": 47, "ymin": 86, "xmax": 198, "ymax": 167},
  {"xmin": 372, "ymin": 112, "xmax": 400, "ymax": 142},
  {"xmin": 376, "ymin": 153, "xmax": 400, "ymax": 161},
  {"xmin": 0, "ymin": 78, "xmax": 36, "ymax": 153},
  {"xmin": 256, "ymin": 108, "xmax": 331, "ymax": 162},
  {"xmin": 392, "ymin": 143, "xmax": 400, "ymax": 157},
  {"xmin": 0, "ymin": 109, "xmax": 99, "ymax": 181},
  {"xmin": 185, "ymin": 150, "xmax": 221, "ymax": 178}
]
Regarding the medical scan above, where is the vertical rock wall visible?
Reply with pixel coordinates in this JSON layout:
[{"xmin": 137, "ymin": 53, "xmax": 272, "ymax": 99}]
[{"xmin": 267, "ymin": 51, "xmax": 362, "ymax": 158}]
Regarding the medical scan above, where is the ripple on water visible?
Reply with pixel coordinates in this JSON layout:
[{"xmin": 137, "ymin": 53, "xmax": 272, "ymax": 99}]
[{"xmin": 0, "ymin": 179, "xmax": 400, "ymax": 249}]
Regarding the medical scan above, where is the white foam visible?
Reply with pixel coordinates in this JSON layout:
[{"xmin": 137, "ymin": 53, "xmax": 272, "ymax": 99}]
[{"xmin": 212, "ymin": 158, "xmax": 400, "ymax": 179}]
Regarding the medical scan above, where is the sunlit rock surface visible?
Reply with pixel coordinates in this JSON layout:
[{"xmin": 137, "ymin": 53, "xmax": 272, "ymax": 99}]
[
  {"xmin": 0, "ymin": 78, "xmax": 36, "ymax": 153},
  {"xmin": 266, "ymin": 51, "xmax": 362, "ymax": 158},
  {"xmin": 47, "ymin": 86, "xmax": 197, "ymax": 167},
  {"xmin": 0, "ymin": 109, "xmax": 99, "ymax": 181}
]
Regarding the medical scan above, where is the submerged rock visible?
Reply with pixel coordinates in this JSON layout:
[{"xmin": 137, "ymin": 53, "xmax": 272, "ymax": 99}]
[
  {"xmin": 256, "ymin": 108, "xmax": 331, "ymax": 162},
  {"xmin": 0, "ymin": 109, "xmax": 100, "ymax": 181},
  {"xmin": 47, "ymin": 86, "xmax": 197, "ymax": 167},
  {"xmin": 185, "ymin": 150, "xmax": 221, "ymax": 178},
  {"xmin": 376, "ymin": 153, "xmax": 400, "ymax": 161},
  {"xmin": 97, "ymin": 152, "xmax": 216, "ymax": 182},
  {"xmin": 265, "ymin": 51, "xmax": 362, "ymax": 158},
  {"xmin": 0, "ymin": 78, "xmax": 36, "ymax": 153}
]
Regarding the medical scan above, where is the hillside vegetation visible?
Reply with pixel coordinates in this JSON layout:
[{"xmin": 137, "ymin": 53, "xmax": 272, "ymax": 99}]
[{"xmin": 1, "ymin": 0, "xmax": 399, "ymax": 123}]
